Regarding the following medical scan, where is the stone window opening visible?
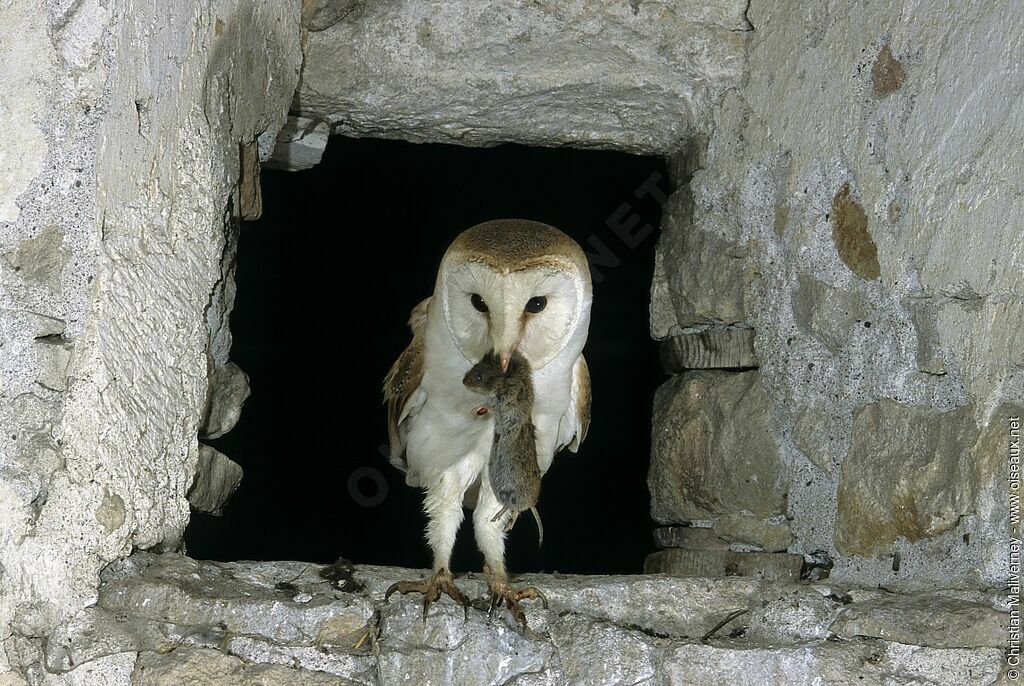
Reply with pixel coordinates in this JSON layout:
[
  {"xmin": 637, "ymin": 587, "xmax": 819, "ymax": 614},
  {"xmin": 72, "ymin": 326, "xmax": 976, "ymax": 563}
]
[{"xmin": 184, "ymin": 135, "xmax": 671, "ymax": 575}]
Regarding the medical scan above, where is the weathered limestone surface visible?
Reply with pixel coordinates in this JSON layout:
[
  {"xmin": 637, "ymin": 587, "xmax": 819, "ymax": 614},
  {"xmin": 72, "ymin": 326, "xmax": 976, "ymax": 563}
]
[
  {"xmin": 644, "ymin": 549, "xmax": 803, "ymax": 582},
  {"xmin": 651, "ymin": 2, "xmax": 1023, "ymax": 589},
  {"xmin": 649, "ymin": 371, "xmax": 788, "ymax": 523},
  {"xmin": 21, "ymin": 554, "xmax": 1009, "ymax": 685},
  {"xmin": 296, "ymin": 0, "xmax": 749, "ymax": 153},
  {"xmin": 0, "ymin": 0, "xmax": 302, "ymax": 682},
  {"xmin": 134, "ymin": 650, "xmax": 357, "ymax": 686},
  {"xmin": 830, "ymin": 593, "xmax": 1007, "ymax": 650}
]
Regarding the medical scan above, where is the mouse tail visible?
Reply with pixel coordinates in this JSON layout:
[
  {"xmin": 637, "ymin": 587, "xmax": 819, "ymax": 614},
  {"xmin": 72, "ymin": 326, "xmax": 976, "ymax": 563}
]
[{"xmin": 530, "ymin": 507, "xmax": 544, "ymax": 548}]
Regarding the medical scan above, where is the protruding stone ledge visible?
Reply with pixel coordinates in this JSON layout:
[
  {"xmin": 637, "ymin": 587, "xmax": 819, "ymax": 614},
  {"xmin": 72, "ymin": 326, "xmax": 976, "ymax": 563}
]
[
  {"xmin": 28, "ymin": 553, "xmax": 1005, "ymax": 685},
  {"xmin": 654, "ymin": 526, "xmax": 731, "ymax": 550},
  {"xmin": 644, "ymin": 548, "xmax": 804, "ymax": 582},
  {"xmin": 200, "ymin": 361, "xmax": 251, "ymax": 440},
  {"xmin": 186, "ymin": 444, "xmax": 244, "ymax": 516},
  {"xmin": 294, "ymin": 0, "xmax": 748, "ymax": 154},
  {"xmin": 659, "ymin": 327, "xmax": 758, "ymax": 373},
  {"xmin": 262, "ymin": 115, "xmax": 332, "ymax": 172}
]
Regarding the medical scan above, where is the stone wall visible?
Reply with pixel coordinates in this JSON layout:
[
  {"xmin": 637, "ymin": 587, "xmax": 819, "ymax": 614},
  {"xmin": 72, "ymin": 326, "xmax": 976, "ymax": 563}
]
[
  {"xmin": 0, "ymin": 0, "xmax": 301, "ymax": 681},
  {"xmin": 2, "ymin": 0, "xmax": 1019, "ymax": 683},
  {"xmin": 650, "ymin": 2, "xmax": 1022, "ymax": 590}
]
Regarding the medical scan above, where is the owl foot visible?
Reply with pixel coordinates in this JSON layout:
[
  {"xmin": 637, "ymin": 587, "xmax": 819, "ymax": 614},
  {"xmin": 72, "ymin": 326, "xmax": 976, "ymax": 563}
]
[
  {"xmin": 384, "ymin": 568, "xmax": 469, "ymax": 622},
  {"xmin": 487, "ymin": 578, "xmax": 548, "ymax": 631}
]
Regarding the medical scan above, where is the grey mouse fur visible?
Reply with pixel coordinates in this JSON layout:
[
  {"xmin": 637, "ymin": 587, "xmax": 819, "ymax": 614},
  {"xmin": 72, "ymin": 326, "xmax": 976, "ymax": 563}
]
[{"xmin": 463, "ymin": 350, "xmax": 543, "ymax": 546}]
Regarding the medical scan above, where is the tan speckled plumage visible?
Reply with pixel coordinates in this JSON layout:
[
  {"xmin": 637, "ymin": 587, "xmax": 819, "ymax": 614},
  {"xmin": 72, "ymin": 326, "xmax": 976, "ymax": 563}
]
[
  {"xmin": 447, "ymin": 219, "xmax": 591, "ymax": 281},
  {"xmin": 383, "ymin": 297, "xmax": 430, "ymax": 471},
  {"xmin": 564, "ymin": 355, "xmax": 591, "ymax": 452}
]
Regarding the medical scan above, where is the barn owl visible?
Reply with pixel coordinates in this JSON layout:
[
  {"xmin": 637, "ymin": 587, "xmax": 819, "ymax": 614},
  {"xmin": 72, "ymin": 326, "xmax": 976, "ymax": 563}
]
[{"xmin": 383, "ymin": 219, "xmax": 592, "ymax": 625}]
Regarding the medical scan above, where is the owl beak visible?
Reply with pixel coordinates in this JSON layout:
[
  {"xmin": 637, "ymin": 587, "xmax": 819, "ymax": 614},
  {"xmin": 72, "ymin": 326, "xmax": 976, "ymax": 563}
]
[
  {"xmin": 495, "ymin": 339, "xmax": 518, "ymax": 372},
  {"xmin": 490, "ymin": 303, "xmax": 523, "ymax": 373}
]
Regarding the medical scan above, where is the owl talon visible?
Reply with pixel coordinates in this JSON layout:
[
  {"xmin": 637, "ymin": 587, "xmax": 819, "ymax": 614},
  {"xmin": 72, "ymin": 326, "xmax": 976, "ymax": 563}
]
[
  {"xmin": 487, "ymin": 579, "xmax": 548, "ymax": 630},
  {"xmin": 384, "ymin": 568, "xmax": 469, "ymax": 621}
]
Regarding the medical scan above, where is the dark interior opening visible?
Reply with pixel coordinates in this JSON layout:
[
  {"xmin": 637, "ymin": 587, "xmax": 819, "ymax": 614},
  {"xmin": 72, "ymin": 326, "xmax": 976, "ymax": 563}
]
[{"xmin": 185, "ymin": 136, "xmax": 668, "ymax": 574}]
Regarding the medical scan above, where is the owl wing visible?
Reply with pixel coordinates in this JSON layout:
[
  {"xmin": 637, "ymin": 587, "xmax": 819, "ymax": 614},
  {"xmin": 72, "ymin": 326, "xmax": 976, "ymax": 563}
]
[
  {"xmin": 382, "ymin": 297, "xmax": 431, "ymax": 472},
  {"xmin": 556, "ymin": 354, "xmax": 591, "ymax": 454}
]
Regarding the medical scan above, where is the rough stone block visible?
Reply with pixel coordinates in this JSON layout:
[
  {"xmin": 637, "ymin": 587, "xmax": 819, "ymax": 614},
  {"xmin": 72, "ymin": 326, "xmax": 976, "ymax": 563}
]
[
  {"xmin": 830, "ymin": 594, "xmax": 1007, "ymax": 649},
  {"xmin": 871, "ymin": 45, "xmax": 906, "ymax": 98},
  {"xmin": 791, "ymin": 402, "xmax": 847, "ymax": 474},
  {"xmin": 226, "ymin": 636, "xmax": 376, "ymax": 683},
  {"xmin": 724, "ymin": 552, "xmax": 804, "ymax": 582},
  {"xmin": 0, "ymin": 4, "xmax": 53, "ymax": 224},
  {"xmin": 549, "ymin": 614, "xmax": 657, "ymax": 686},
  {"xmin": 644, "ymin": 548, "xmax": 731, "ymax": 578},
  {"xmin": 238, "ymin": 142, "xmax": 262, "ymax": 220},
  {"xmin": 377, "ymin": 598, "xmax": 552, "ymax": 686},
  {"xmin": 263, "ymin": 115, "xmax": 331, "ymax": 172},
  {"xmin": 44, "ymin": 608, "xmax": 171, "ymax": 674},
  {"xmin": 654, "ymin": 211, "xmax": 749, "ymax": 329},
  {"xmin": 649, "ymin": 247, "xmax": 679, "ymax": 339},
  {"xmin": 836, "ymin": 400, "xmax": 979, "ymax": 557},
  {"xmin": 59, "ymin": 651, "xmax": 136, "ymax": 686},
  {"xmin": 653, "ymin": 526, "xmax": 730, "ymax": 550},
  {"xmin": 649, "ymin": 371, "xmax": 788, "ymax": 523},
  {"xmin": 644, "ymin": 549, "xmax": 803, "ymax": 582},
  {"xmin": 830, "ymin": 183, "xmax": 880, "ymax": 281},
  {"xmin": 3, "ymin": 225, "xmax": 69, "ymax": 289},
  {"xmin": 662, "ymin": 641, "xmax": 1002, "ymax": 686},
  {"xmin": 32, "ymin": 338, "xmax": 73, "ymax": 391},
  {"xmin": 99, "ymin": 555, "xmax": 375, "ymax": 649},
  {"xmin": 659, "ymin": 328, "xmax": 758, "ymax": 372},
  {"xmin": 712, "ymin": 513, "xmax": 793, "ymax": 553},
  {"xmin": 200, "ymin": 362, "xmax": 251, "ymax": 440},
  {"xmin": 186, "ymin": 445, "xmax": 243, "ymax": 516},
  {"xmin": 907, "ymin": 299, "xmax": 949, "ymax": 375}
]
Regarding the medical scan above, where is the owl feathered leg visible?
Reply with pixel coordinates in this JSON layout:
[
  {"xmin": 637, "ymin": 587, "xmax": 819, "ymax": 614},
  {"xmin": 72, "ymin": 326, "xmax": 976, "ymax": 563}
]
[
  {"xmin": 385, "ymin": 465, "xmax": 474, "ymax": 619},
  {"xmin": 473, "ymin": 481, "xmax": 548, "ymax": 630}
]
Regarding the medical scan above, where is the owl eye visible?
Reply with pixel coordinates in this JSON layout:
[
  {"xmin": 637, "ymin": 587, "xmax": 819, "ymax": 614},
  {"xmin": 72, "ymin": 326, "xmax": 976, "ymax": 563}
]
[
  {"xmin": 470, "ymin": 293, "xmax": 489, "ymax": 313},
  {"xmin": 525, "ymin": 296, "xmax": 547, "ymax": 314}
]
